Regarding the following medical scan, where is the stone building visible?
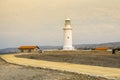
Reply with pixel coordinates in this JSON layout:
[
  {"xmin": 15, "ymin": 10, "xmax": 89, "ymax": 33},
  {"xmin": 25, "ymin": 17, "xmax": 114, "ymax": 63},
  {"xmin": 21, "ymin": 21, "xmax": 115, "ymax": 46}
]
[{"xmin": 18, "ymin": 46, "xmax": 40, "ymax": 53}]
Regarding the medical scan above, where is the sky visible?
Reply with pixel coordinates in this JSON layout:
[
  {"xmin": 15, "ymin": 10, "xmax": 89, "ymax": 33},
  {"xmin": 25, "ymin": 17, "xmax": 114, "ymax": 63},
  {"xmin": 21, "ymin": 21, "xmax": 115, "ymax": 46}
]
[{"xmin": 0, "ymin": 0, "xmax": 120, "ymax": 49}]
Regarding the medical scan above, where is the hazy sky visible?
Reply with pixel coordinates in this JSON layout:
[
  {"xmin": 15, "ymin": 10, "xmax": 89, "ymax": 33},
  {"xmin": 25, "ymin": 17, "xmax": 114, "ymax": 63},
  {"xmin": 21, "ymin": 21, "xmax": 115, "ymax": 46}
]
[{"xmin": 0, "ymin": 0, "xmax": 120, "ymax": 48}]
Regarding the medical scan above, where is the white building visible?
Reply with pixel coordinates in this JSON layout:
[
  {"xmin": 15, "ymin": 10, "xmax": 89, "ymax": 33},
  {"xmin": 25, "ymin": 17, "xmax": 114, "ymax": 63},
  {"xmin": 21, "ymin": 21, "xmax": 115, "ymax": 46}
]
[
  {"xmin": 63, "ymin": 18, "xmax": 74, "ymax": 50},
  {"xmin": 18, "ymin": 46, "xmax": 40, "ymax": 53}
]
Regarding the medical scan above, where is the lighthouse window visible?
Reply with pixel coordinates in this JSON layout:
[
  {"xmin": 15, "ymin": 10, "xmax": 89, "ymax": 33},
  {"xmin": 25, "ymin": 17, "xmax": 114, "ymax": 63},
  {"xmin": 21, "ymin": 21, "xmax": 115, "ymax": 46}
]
[{"xmin": 67, "ymin": 36, "xmax": 69, "ymax": 39}]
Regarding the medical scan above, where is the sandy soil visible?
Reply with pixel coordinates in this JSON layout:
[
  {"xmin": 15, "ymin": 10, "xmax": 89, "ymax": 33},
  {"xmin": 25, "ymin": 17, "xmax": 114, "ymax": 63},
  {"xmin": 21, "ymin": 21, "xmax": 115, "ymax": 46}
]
[{"xmin": 0, "ymin": 58, "xmax": 111, "ymax": 80}]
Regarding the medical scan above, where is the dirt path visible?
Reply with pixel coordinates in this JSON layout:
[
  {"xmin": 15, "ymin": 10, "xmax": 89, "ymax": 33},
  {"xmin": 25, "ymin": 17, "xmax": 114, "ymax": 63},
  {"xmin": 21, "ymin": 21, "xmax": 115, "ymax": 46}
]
[
  {"xmin": 0, "ymin": 58, "xmax": 103, "ymax": 80},
  {"xmin": 1, "ymin": 54, "xmax": 120, "ymax": 80},
  {"xmin": 16, "ymin": 52, "xmax": 120, "ymax": 68}
]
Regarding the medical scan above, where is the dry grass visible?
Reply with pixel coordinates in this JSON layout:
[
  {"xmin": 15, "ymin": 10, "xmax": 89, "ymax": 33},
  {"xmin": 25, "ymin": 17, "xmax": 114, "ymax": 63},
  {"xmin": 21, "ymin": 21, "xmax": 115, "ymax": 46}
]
[{"xmin": 16, "ymin": 50, "xmax": 120, "ymax": 68}]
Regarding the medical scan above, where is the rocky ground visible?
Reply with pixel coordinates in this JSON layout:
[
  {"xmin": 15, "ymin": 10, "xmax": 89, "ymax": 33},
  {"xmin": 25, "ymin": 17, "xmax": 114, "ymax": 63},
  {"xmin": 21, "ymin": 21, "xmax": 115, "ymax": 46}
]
[
  {"xmin": 0, "ymin": 57, "xmax": 111, "ymax": 80},
  {"xmin": 16, "ymin": 51, "xmax": 120, "ymax": 68}
]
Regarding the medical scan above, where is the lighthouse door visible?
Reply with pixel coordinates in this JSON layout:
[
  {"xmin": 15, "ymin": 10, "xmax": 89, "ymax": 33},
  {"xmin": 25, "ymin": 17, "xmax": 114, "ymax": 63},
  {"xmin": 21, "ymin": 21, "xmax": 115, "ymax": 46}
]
[{"xmin": 67, "ymin": 36, "xmax": 69, "ymax": 39}]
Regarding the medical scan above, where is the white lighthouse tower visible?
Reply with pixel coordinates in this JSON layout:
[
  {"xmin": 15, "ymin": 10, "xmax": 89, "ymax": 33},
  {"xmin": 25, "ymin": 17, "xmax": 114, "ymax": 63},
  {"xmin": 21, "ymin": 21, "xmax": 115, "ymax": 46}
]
[{"xmin": 63, "ymin": 18, "xmax": 74, "ymax": 50}]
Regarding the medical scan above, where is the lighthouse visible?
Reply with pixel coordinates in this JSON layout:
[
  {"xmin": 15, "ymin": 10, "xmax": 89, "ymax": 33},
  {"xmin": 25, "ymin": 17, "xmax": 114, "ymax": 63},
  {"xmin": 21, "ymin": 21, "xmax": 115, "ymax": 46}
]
[{"xmin": 63, "ymin": 18, "xmax": 74, "ymax": 50}]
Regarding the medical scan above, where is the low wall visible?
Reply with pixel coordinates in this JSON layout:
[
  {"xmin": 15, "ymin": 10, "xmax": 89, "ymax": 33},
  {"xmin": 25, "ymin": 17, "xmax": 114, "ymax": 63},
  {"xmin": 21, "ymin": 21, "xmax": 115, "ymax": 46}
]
[
  {"xmin": 43, "ymin": 50, "xmax": 111, "ymax": 54},
  {"xmin": 43, "ymin": 50, "xmax": 81, "ymax": 53}
]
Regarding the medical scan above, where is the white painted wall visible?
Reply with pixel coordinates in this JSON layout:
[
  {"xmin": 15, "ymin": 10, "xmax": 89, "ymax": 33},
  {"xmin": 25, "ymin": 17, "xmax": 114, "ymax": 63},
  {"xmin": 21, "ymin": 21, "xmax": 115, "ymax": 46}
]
[{"xmin": 63, "ymin": 19, "xmax": 74, "ymax": 50}]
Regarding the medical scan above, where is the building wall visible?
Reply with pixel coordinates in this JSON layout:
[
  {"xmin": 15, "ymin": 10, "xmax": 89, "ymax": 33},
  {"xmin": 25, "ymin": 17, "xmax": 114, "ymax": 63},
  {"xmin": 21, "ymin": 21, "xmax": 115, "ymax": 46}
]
[
  {"xmin": 18, "ymin": 48, "xmax": 40, "ymax": 53},
  {"xmin": 33, "ymin": 48, "xmax": 40, "ymax": 53}
]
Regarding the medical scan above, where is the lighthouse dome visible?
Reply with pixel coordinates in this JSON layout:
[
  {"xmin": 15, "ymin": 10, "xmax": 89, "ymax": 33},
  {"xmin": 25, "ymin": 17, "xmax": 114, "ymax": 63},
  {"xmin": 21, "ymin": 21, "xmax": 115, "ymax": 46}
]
[{"xmin": 66, "ymin": 18, "xmax": 70, "ymax": 20}]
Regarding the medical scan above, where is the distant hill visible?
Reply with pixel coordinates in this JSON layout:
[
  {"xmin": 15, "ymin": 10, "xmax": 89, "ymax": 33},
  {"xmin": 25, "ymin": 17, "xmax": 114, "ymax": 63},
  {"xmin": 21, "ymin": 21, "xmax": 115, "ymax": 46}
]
[
  {"xmin": 0, "ymin": 46, "xmax": 62, "ymax": 54},
  {"xmin": 75, "ymin": 42, "xmax": 120, "ymax": 49},
  {"xmin": 0, "ymin": 42, "xmax": 120, "ymax": 54},
  {"xmin": 0, "ymin": 48, "xmax": 18, "ymax": 54},
  {"xmin": 39, "ymin": 46, "xmax": 62, "ymax": 50}
]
